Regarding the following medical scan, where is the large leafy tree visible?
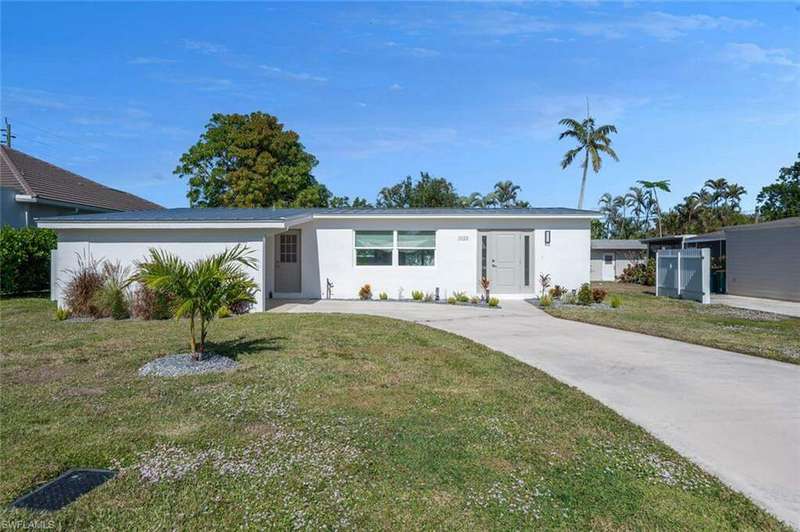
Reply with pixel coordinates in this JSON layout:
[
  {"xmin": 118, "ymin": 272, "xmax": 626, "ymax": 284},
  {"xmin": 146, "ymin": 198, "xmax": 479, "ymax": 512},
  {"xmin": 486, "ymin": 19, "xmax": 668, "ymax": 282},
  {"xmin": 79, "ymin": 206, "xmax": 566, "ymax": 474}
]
[
  {"xmin": 757, "ymin": 153, "xmax": 800, "ymax": 221},
  {"xmin": 136, "ymin": 245, "xmax": 258, "ymax": 358},
  {"xmin": 376, "ymin": 172, "xmax": 461, "ymax": 208},
  {"xmin": 175, "ymin": 112, "xmax": 329, "ymax": 208},
  {"xmin": 559, "ymin": 116, "xmax": 619, "ymax": 209}
]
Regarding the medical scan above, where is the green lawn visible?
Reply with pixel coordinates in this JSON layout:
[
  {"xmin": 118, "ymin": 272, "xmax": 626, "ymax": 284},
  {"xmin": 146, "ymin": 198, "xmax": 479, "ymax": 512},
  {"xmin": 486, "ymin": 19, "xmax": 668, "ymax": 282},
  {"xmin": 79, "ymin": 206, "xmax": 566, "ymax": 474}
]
[
  {"xmin": 545, "ymin": 283, "xmax": 800, "ymax": 365},
  {"xmin": 0, "ymin": 297, "xmax": 787, "ymax": 529}
]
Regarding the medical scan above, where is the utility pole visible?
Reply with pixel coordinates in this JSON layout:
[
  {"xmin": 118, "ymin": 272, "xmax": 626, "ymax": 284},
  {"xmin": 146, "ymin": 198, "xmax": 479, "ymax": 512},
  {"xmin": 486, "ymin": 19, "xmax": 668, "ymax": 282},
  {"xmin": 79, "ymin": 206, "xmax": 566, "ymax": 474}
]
[{"xmin": 1, "ymin": 118, "xmax": 15, "ymax": 147}]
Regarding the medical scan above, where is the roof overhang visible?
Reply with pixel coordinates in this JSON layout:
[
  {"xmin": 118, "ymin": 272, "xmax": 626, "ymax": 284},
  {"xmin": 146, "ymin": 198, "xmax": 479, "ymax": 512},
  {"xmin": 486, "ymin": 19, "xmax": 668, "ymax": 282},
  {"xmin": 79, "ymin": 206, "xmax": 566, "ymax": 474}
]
[
  {"xmin": 37, "ymin": 221, "xmax": 291, "ymax": 230},
  {"xmin": 16, "ymin": 194, "xmax": 112, "ymax": 213}
]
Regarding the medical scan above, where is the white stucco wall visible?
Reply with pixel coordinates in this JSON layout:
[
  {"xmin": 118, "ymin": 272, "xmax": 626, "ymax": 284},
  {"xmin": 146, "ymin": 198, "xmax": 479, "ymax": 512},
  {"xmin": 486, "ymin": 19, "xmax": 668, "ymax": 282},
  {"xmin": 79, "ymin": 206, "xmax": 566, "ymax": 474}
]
[
  {"xmin": 265, "ymin": 217, "xmax": 591, "ymax": 300},
  {"xmin": 590, "ymin": 249, "xmax": 646, "ymax": 281},
  {"xmin": 51, "ymin": 228, "xmax": 266, "ymax": 310}
]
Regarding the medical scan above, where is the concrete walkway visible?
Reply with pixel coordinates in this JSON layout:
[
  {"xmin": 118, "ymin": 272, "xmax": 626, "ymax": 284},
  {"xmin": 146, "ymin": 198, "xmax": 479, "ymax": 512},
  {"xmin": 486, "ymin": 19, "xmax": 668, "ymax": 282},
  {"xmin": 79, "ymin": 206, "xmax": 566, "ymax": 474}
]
[
  {"xmin": 269, "ymin": 299, "xmax": 800, "ymax": 527},
  {"xmin": 711, "ymin": 294, "xmax": 800, "ymax": 318}
]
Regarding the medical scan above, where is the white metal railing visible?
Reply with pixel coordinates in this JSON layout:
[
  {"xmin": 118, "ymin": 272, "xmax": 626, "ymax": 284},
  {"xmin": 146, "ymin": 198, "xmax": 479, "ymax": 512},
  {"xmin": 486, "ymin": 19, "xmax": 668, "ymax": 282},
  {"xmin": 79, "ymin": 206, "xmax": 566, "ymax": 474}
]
[{"xmin": 656, "ymin": 248, "xmax": 710, "ymax": 304}]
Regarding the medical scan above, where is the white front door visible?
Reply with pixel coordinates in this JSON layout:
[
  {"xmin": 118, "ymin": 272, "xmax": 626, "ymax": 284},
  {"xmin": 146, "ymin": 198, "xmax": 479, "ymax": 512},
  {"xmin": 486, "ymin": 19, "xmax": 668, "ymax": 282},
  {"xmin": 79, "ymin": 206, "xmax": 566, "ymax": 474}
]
[
  {"xmin": 275, "ymin": 230, "xmax": 301, "ymax": 293},
  {"xmin": 488, "ymin": 232, "xmax": 522, "ymax": 294},
  {"xmin": 602, "ymin": 253, "xmax": 615, "ymax": 281}
]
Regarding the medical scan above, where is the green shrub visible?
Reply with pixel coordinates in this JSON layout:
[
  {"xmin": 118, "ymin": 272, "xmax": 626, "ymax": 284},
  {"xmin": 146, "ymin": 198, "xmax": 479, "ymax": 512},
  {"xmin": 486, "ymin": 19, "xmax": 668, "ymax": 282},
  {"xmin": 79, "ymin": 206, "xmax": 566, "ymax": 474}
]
[
  {"xmin": 610, "ymin": 294, "xmax": 622, "ymax": 308},
  {"xmin": 447, "ymin": 296, "xmax": 457, "ymax": 305},
  {"xmin": 591, "ymin": 287, "xmax": 608, "ymax": 304},
  {"xmin": 358, "ymin": 284, "xmax": 372, "ymax": 300},
  {"xmin": 229, "ymin": 300, "xmax": 252, "ymax": 315},
  {"xmin": 454, "ymin": 291, "xmax": 469, "ymax": 303},
  {"xmin": 619, "ymin": 258, "xmax": 656, "ymax": 286},
  {"xmin": 469, "ymin": 296, "xmax": 479, "ymax": 304},
  {"xmin": 562, "ymin": 291, "xmax": 577, "ymax": 305},
  {"xmin": 0, "ymin": 226, "xmax": 57, "ymax": 295},
  {"xmin": 216, "ymin": 306, "xmax": 232, "ymax": 318},
  {"xmin": 577, "ymin": 283, "xmax": 593, "ymax": 306},
  {"xmin": 55, "ymin": 307, "xmax": 70, "ymax": 321},
  {"xmin": 488, "ymin": 297, "xmax": 500, "ymax": 307},
  {"xmin": 539, "ymin": 294, "xmax": 553, "ymax": 307},
  {"xmin": 379, "ymin": 291, "xmax": 388, "ymax": 300},
  {"xmin": 411, "ymin": 290, "xmax": 424, "ymax": 301}
]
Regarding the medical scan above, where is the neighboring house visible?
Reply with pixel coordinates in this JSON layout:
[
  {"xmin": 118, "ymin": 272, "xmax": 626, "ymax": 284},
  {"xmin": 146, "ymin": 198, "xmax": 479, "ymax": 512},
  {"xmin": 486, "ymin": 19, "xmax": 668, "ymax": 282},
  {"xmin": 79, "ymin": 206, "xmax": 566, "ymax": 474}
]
[
  {"xmin": 724, "ymin": 217, "xmax": 800, "ymax": 302},
  {"xmin": 38, "ymin": 207, "xmax": 599, "ymax": 309},
  {"xmin": 590, "ymin": 239, "xmax": 647, "ymax": 281},
  {"xmin": 0, "ymin": 146, "xmax": 162, "ymax": 228},
  {"xmin": 640, "ymin": 234, "xmax": 695, "ymax": 259}
]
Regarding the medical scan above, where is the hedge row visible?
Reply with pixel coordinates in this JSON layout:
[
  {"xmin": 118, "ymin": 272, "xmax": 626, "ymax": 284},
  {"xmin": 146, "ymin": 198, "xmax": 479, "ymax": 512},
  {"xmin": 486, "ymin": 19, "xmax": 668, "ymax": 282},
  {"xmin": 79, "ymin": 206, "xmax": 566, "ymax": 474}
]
[{"xmin": 0, "ymin": 226, "xmax": 57, "ymax": 295}]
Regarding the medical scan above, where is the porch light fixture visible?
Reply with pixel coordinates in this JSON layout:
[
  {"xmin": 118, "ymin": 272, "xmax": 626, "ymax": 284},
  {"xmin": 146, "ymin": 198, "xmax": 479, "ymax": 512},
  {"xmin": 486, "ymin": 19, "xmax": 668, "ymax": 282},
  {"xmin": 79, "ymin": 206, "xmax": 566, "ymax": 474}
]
[{"xmin": 544, "ymin": 230, "xmax": 551, "ymax": 246}]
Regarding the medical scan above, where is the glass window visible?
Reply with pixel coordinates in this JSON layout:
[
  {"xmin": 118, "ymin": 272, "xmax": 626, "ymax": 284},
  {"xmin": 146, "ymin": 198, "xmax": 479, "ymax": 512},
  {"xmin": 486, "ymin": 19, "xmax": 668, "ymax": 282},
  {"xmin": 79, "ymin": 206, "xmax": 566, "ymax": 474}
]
[
  {"xmin": 398, "ymin": 231, "xmax": 435, "ymax": 266},
  {"xmin": 355, "ymin": 231, "xmax": 393, "ymax": 265},
  {"xmin": 481, "ymin": 235, "xmax": 487, "ymax": 279},
  {"xmin": 524, "ymin": 235, "xmax": 530, "ymax": 286}
]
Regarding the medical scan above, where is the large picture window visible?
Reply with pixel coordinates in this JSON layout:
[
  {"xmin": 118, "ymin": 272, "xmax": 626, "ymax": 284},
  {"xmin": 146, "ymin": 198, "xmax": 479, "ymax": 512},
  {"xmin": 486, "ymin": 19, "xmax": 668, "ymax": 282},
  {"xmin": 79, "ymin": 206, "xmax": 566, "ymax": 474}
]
[
  {"xmin": 355, "ymin": 231, "xmax": 393, "ymax": 265},
  {"xmin": 398, "ymin": 231, "xmax": 435, "ymax": 266},
  {"xmin": 354, "ymin": 230, "xmax": 436, "ymax": 266}
]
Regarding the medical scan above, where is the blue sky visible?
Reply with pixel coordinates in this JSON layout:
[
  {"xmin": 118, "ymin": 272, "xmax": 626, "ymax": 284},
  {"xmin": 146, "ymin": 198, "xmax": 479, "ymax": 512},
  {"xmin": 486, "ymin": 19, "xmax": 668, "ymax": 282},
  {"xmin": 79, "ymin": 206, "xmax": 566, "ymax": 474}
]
[{"xmin": 2, "ymin": 2, "xmax": 798, "ymax": 211}]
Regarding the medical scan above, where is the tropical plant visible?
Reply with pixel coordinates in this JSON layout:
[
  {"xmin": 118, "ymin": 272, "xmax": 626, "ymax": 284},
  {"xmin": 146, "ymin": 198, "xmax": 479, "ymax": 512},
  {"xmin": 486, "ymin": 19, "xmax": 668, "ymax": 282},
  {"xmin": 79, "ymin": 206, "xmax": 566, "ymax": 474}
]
[
  {"xmin": 487, "ymin": 297, "xmax": 500, "ymax": 308},
  {"xmin": 136, "ymin": 244, "xmax": 258, "ymax": 358},
  {"xmin": 637, "ymin": 179, "xmax": 671, "ymax": 237},
  {"xmin": 55, "ymin": 307, "xmax": 70, "ymax": 321},
  {"xmin": 549, "ymin": 285, "xmax": 565, "ymax": 299},
  {"xmin": 610, "ymin": 294, "xmax": 622, "ymax": 308},
  {"xmin": 539, "ymin": 294, "xmax": 553, "ymax": 308},
  {"xmin": 92, "ymin": 262, "xmax": 134, "ymax": 320},
  {"xmin": 358, "ymin": 284, "xmax": 372, "ymax": 300},
  {"xmin": 703, "ymin": 178, "xmax": 729, "ymax": 209},
  {"xmin": 379, "ymin": 291, "xmax": 388, "ymax": 300},
  {"xmin": 492, "ymin": 180, "xmax": 521, "ymax": 207},
  {"xmin": 447, "ymin": 296, "xmax": 457, "ymax": 305},
  {"xmin": 559, "ymin": 115, "xmax": 619, "ymax": 209},
  {"xmin": 538, "ymin": 273, "xmax": 552, "ymax": 297},
  {"xmin": 411, "ymin": 290, "xmax": 424, "ymax": 301},
  {"xmin": 216, "ymin": 306, "xmax": 232, "ymax": 319},
  {"xmin": 480, "ymin": 276, "xmax": 491, "ymax": 300}
]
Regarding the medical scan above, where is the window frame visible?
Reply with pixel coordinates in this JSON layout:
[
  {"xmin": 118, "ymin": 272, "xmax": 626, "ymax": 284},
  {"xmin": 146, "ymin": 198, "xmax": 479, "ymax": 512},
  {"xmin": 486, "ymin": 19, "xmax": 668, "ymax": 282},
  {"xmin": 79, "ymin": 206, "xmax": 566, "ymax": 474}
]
[
  {"xmin": 353, "ymin": 230, "xmax": 395, "ymax": 266},
  {"xmin": 353, "ymin": 230, "xmax": 437, "ymax": 267},
  {"xmin": 397, "ymin": 230, "xmax": 436, "ymax": 267}
]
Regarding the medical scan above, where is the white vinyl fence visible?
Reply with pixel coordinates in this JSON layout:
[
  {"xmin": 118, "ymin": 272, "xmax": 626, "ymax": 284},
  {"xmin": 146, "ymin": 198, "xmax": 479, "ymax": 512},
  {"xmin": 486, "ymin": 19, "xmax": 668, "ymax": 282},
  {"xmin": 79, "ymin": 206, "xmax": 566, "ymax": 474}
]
[{"xmin": 656, "ymin": 248, "xmax": 710, "ymax": 304}]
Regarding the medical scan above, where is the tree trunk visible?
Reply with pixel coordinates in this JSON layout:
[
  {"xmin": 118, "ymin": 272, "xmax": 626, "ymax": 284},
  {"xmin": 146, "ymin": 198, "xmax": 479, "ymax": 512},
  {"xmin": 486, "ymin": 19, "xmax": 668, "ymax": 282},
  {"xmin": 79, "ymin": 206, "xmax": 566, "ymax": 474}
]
[
  {"xmin": 654, "ymin": 190, "xmax": 663, "ymax": 237},
  {"xmin": 577, "ymin": 149, "xmax": 589, "ymax": 209},
  {"xmin": 199, "ymin": 317, "xmax": 207, "ymax": 356},
  {"xmin": 189, "ymin": 314, "xmax": 198, "ymax": 360}
]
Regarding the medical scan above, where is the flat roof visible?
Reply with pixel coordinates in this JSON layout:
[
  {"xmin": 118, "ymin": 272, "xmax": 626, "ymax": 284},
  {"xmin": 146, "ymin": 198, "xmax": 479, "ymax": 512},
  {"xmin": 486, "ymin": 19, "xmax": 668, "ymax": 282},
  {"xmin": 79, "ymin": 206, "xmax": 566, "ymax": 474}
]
[
  {"xmin": 639, "ymin": 234, "xmax": 695, "ymax": 243},
  {"xmin": 591, "ymin": 239, "xmax": 647, "ymax": 250},
  {"xmin": 684, "ymin": 231, "xmax": 725, "ymax": 243},
  {"xmin": 37, "ymin": 206, "xmax": 600, "ymax": 227},
  {"xmin": 723, "ymin": 217, "xmax": 800, "ymax": 232}
]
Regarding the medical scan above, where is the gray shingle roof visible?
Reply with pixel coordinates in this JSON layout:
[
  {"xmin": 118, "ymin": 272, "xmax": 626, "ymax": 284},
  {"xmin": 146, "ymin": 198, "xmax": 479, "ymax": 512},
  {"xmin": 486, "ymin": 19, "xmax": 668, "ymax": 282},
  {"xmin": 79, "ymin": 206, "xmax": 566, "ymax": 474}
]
[
  {"xmin": 38, "ymin": 206, "xmax": 599, "ymax": 223},
  {"xmin": 1, "ymin": 146, "xmax": 163, "ymax": 212},
  {"xmin": 591, "ymin": 239, "xmax": 647, "ymax": 250}
]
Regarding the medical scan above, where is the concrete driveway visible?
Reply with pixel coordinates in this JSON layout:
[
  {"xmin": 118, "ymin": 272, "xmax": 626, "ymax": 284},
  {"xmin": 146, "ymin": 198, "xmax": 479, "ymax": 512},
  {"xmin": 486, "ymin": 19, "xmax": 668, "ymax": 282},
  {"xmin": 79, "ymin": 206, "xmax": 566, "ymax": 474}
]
[
  {"xmin": 711, "ymin": 293, "xmax": 800, "ymax": 318},
  {"xmin": 269, "ymin": 299, "xmax": 800, "ymax": 527}
]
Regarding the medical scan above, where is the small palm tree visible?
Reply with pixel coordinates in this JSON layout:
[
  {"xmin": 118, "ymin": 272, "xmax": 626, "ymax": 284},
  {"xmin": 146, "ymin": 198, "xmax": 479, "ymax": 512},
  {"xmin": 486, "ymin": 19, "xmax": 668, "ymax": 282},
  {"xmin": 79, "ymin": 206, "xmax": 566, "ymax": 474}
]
[
  {"xmin": 703, "ymin": 178, "xmax": 729, "ymax": 208},
  {"xmin": 637, "ymin": 179, "xmax": 671, "ymax": 237},
  {"xmin": 559, "ymin": 116, "xmax": 619, "ymax": 209},
  {"xmin": 726, "ymin": 183, "xmax": 747, "ymax": 211},
  {"xmin": 136, "ymin": 244, "xmax": 258, "ymax": 359}
]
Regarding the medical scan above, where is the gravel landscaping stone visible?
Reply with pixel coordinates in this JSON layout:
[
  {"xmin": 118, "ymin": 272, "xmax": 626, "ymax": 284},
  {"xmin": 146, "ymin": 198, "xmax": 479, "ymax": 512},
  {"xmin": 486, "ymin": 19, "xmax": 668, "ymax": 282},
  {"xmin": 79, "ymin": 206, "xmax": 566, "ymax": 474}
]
[{"xmin": 138, "ymin": 353, "xmax": 238, "ymax": 377}]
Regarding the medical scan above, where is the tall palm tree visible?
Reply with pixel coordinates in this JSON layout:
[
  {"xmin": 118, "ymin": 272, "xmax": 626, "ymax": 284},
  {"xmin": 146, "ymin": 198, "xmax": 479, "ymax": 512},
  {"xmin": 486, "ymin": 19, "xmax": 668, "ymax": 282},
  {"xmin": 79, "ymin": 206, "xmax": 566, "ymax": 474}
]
[
  {"xmin": 625, "ymin": 186, "xmax": 647, "ymax": 231},
  {"xmin": 136, "ymin": 244, "xmax": 258, "ymax": 358},
  {"xmin": 598, "ymin": 193, "xmax": 619, "ymax": 236},
  {"xmin": 493, "ymin": 180, "xmax": 521, "ymax": 207},
  {"xmin": 703, "ymin": 178, "xmax": 729, "ymax": 208},
  {"xmin": 726, "ymin": 183, "xmax": 747, "ymax": 211},
  {"xmin": 637, "ymin": 179, "xmax": 671, "ymax": 237},
  {"xmin": 559, "ymin": 116, "xmax": 619, "ymax": 209}
]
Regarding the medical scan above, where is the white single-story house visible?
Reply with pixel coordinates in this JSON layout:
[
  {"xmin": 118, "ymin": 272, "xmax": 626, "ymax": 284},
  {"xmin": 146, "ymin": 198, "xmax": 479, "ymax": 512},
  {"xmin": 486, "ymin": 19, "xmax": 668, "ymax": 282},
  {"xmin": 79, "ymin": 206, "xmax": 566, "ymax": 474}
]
[
  {"xmin": 590, "ymin": 239, "xmax": 647, "ymax": 281},
  {"xmin": 38, "ymin": 207, "xmax": 598, "ymax": 310}
]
